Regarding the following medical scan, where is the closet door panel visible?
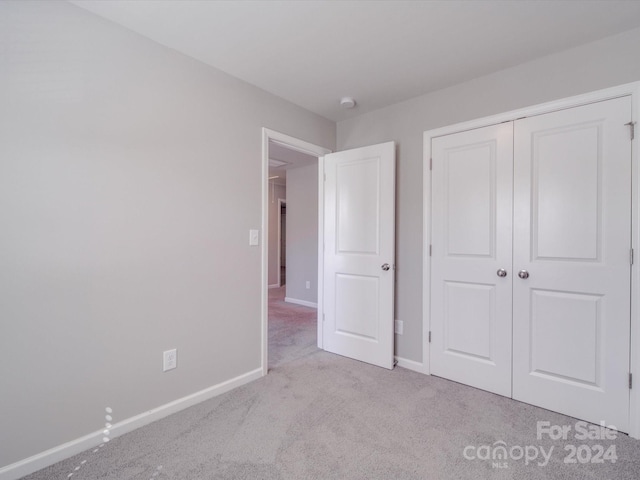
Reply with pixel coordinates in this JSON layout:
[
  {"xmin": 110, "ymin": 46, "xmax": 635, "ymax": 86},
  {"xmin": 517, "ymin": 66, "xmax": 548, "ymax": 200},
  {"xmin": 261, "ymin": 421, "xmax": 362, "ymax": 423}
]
[
  {"xmin": 512, "ymin": 96, "xmax": 632, "ymax": 431},
  {"xmin": 534, "ymin": 125, "xmax": 600, "ymax": 260},
  {"xmin": 431, "ymin": 123, "xmax": 513, "ymax": 397}
]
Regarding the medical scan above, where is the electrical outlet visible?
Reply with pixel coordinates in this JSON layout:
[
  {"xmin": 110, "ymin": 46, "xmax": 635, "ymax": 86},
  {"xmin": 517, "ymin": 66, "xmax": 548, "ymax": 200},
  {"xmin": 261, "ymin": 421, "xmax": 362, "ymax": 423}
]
[
  {"xmin": 163, "ymin": 349, "xmax": 177, "ymax": 372},
  {"xmin": 305, "ymin": 281, "xmax": 311, "ymax": 289},
  {"xmin": 394, "ymin": 320, "xmax": 403, "ymax": 335}
]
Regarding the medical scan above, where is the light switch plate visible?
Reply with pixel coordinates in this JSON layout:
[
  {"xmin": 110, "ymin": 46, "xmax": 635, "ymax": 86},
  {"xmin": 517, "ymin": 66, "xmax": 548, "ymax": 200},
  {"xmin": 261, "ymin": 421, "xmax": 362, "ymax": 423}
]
[
  {"xmin": 249, "ymin": 229, "xmax": 259, "ymax": 246},
  {"xmin": 394, "ymin": 320, "xmax": 403, "ymax": 335}
]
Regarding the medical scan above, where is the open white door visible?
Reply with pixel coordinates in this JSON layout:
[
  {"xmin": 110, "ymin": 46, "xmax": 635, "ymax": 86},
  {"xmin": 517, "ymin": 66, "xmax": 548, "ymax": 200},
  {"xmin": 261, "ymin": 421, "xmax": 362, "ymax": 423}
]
[{"xmin": 322, "ymin": 142, "xmax": 395, "ymax": 369}]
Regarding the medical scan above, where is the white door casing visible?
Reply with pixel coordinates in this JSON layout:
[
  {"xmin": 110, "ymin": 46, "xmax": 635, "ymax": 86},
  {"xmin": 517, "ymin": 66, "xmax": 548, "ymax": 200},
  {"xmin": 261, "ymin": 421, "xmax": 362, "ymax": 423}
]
[
  {"xmin": 322, "ymin": 142, "xmax": 396, "ymax": 369},
  {"xmin": 261, "ymin": 129, "xmax": 331, "ymax": 376},
  {"xmin": 277, "ymin": 198, "xmax": 286, "ymax": 287},
  {"xmin": 512, "ymin": 97, "xmax": 632, "ymax": 430},
  {"xmin": 430, "ymin": 123, "xmax": 514, "ymax": 396}
]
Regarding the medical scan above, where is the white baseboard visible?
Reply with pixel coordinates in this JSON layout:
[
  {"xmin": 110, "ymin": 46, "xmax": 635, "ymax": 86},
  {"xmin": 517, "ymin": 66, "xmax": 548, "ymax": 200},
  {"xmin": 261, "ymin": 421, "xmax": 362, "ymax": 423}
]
[
  {"xmin": 395, "ymin": 356, "xmax": 428, "ymax": 374},
  {"xmin": 268, "ymin": 283, "xmax": 280, "ymax": 289},
  {"xmin": 284, "ymin": 297, "xmax": 318, "ymax": 308},
  {"xmin": 0, "ymin": 368, "xmax": 263, "ymax": 480}
]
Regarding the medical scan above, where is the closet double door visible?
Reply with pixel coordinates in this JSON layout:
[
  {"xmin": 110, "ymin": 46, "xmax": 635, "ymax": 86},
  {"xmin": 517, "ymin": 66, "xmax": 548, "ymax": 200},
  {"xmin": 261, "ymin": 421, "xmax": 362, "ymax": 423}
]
[{"xmin": 430, "ymin": 97, "xmax": 632, "ymax": 431}]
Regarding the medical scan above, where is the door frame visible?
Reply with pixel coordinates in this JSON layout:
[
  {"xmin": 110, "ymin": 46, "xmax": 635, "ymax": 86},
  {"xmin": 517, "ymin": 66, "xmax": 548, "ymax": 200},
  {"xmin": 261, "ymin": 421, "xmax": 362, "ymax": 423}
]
[
  {"xmin": 277, "ymin": 198, "xmax": 286, "ymax": 287},
  {"xmin": 423, "ymin": 81, "xmax": 640, "ymax": 438},
  {"xmin": 261, "ymin": 128, "xmax": 331, "ymax": 376}
]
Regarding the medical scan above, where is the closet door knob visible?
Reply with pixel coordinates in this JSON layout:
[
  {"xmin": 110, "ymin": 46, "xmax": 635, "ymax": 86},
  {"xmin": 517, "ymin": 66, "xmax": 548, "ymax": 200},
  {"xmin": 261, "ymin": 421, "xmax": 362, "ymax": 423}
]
[
  {"xmin": 381, "ymin": 263, "xmax": 391, "ymax": 271},
  {"xmin": 497, "ymin": 269, "xmax": 507, "ymax": 277},
  {"xmin": 518, "ymin": 270, "xmax": 530, "ymax": 279}
]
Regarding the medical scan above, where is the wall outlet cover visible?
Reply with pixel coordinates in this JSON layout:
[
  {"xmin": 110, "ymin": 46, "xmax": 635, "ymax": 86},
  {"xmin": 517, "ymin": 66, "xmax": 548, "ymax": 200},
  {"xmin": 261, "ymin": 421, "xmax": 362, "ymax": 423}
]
[{"xmin": 163, "ymin": 349, "xmax": 177, "ymax": 372}]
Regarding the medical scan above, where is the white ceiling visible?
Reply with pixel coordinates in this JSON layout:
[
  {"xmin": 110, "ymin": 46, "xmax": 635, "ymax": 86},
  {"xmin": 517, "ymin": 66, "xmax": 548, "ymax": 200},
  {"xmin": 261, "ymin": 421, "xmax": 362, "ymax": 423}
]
[
  {"xmin": 269, "ymin": 141, "xmax": 318, "ymax": 186},
  {"xmin": 69, "ymin": 0, "xmax": 640, "ymax": 122}
]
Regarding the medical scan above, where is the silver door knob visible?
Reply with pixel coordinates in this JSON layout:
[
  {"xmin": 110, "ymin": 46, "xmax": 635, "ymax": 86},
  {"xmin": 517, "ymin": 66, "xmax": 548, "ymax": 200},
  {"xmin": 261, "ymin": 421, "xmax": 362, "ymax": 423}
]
[
  {"xmin": 497, "ymin": 269, "xmax": 507, "ymax": 277},
  {"xmin": 381, "ymin": 263, "xmax": 391, "ymax": 271},
  {"xmin": 518, "ymin": 270, "xmax": 529, "ymax": 279}
]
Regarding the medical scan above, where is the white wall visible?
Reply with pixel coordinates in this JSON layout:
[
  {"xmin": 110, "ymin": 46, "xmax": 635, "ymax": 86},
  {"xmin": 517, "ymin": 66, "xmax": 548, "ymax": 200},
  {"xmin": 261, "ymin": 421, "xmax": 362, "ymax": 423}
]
[
  {"xmin": 267, "ymin": 183, "xmax": 286, "ymax": 286},
  {"xmin": 285, "ymin": 165, "xmax": 318, "ymax": 305},
  {"xmin": 0, "ymin": 0, "xmax": 334, "ymax": 470},
  {"xmin": 337, "ymin": 26, "xmax": 640, "ymax": 364}
]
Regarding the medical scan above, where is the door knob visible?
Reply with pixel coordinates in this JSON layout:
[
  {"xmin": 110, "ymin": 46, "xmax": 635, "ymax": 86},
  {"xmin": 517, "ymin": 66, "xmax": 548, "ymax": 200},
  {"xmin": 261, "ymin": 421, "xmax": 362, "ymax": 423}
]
[
  {"xmin": 497, "ymin": 269, "xmax": 507, "ymax": 277},
  {"xmin": 518, "ymin": 270, "xmax": 529, "ymax": 279},
  {"xmin": 381, "ymin": 263, "xmax": 391, "ymax": 271}
]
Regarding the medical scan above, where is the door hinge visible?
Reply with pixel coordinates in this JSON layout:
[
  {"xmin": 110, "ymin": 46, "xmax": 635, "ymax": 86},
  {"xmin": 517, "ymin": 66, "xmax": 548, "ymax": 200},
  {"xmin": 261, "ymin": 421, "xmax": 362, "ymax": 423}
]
[
  {"xmin": 322, "ymin": 313, "xmax": 325, "ymax": 323},
  {"xmin": 626, "ymin": 121, "xmax": 636, "ymax": 140},
  {"xmin": 324, "ymin": 173, "xmax": 326, "ymax": 181},
  {"xmin": 631, "ymin": 248, "xmax": 635, "ymax": 265},
  {"xmin": 430, "ymin": 158, "xmax": 432, "ymax": 171},
  {"xmin": 630, "ymin": 372, "xmax": 633, "ymax": 389},
  {"xmin": 428, "ymin": 331, "xmax": 432, "ymax": 343},
  {"xmin": 429, "ymin": 244, "xmax": 432, "ymax": 257}
]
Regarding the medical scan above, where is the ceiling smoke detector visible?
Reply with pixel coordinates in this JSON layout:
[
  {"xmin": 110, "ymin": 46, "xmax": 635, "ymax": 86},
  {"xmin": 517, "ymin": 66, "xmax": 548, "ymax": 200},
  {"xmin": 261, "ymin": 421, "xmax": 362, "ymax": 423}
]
[{"xmin": 340, "ymin": 97, "xmax": 356, "ymax": 109}]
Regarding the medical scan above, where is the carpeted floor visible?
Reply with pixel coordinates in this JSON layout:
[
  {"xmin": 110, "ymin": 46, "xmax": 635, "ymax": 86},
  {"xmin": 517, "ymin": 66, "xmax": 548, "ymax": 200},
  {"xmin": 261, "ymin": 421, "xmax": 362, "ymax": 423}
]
[{"xmin": 21, "ymin": 287, "xmax": 640, "ymax": 479}]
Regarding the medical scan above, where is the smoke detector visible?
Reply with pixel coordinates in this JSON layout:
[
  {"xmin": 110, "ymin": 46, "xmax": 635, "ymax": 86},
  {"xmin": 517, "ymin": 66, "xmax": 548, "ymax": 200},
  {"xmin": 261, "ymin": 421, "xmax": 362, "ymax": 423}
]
[{"xmin": 340, "ymin": 97, "xmax": 356, "ymax": 109}]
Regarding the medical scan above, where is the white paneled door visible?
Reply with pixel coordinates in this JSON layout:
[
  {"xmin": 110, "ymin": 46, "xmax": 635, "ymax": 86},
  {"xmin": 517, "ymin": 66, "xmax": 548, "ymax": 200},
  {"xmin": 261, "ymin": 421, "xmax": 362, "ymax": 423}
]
[
  {"xmin": 323, "ymin": 142, "xmax": 395, "ymax": 369},
  {"xmin": 513, "ymin": 98, "xmax": 631, "ymax": 431},
  {"xmin": 430, "ymin": 96, "xmax": 632, "ymax": 430},
  {"xmin": 431, "ymin": 123, "xmax": 514, "ymax": 396}
]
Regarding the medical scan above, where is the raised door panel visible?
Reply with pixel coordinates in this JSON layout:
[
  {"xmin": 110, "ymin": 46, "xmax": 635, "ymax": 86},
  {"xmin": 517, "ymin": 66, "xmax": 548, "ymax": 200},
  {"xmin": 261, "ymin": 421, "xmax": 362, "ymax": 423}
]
[
  {"xmin": 443, "ymin": 281, "xmax": 495, "ymax": 362},
  {"xmin": 336, "ymin": 158, "xmax": 380, "ymax": 255},
  {"xmin": 445, "ymin": 144, "xmax": 495, "ymax": 258},
  {"xmin": 334, "ymin": 274, "xmax": 379, "ymax": 341},
  {"xmin": 530, "ymin": 290, "xmax": 601, "ymax": 386},
  {"xmin": 533, "ymin": 124, "xmax": 601, "ymax": 261}
]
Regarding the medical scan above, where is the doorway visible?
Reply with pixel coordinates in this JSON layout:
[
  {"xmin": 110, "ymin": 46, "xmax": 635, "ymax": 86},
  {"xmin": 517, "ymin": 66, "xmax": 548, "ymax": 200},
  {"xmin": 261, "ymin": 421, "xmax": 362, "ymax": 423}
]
[
  {"xmin": 261, "ymin": 129, "xmax": 331, "ymax": 375},
  {"xmin": 267, "ymin": 175, "xmax": 286, "ymax": 289}
]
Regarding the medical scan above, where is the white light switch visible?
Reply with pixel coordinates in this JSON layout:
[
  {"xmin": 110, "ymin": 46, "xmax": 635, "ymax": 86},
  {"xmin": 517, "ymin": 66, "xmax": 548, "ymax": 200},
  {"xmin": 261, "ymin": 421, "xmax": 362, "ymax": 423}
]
[
  {"xmin": 394, "ymin": 319, "xmax": 403, "ymax": 335},
  {"xmin": 249, "ymin": 229, "xmax": 259, "ymax": 246}
]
